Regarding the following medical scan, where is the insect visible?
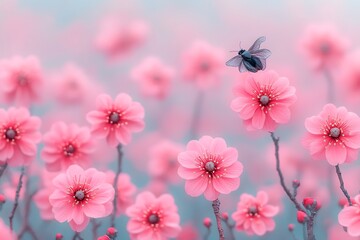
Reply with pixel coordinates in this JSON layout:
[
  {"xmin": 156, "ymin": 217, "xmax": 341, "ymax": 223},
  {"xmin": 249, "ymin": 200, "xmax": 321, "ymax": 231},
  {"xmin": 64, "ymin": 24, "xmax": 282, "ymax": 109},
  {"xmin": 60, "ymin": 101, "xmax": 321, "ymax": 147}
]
[{"xmin": 226, "ymin": 36, "xmax": 271, "ymax": 73}]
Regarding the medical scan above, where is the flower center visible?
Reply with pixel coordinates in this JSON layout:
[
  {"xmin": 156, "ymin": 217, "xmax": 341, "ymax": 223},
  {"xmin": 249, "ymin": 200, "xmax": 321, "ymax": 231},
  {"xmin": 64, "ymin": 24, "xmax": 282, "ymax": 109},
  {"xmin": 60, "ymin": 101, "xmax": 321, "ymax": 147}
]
[
  {"xmin": 18, "ymin": 73, "xmax": 27, "ymax": 86},
  {"xmin": 260, "ymin": 95, "xmax": 270, "ymax": 106},
  {"xmin": 5, "ymin": 129, "xmax": 17, "ymax": 140},
  {"xmin": 200, "ymin": 61, "xmax": 210, "ymax": 71},
  {"xmin": 320, "ymin": 43, "xmax": 330, "ymax": 54},
  {"xmin": 64, "ymin": 144, "xmax": 76, "ymax": 156},
  {"xmin": 109, "ymin": 112, "xmax": 120, "ymax": 124},
  {"xmin": 148, "ymin": 214, "xmax": 160, "ymax": 224},
  {"xmin": 205, "ymin": 161, "xmax": 215, "ymax": 172},
  {"xmin": 330, "ymin": 127, "xmax": 340, "ymax": 138},
  {"xmin": 75, "ymin": 190, "xmax": 85, "ymax": 201},
  {"xmin": 248, "ymin": 205, "xmax": 258, "ymax": 216}
]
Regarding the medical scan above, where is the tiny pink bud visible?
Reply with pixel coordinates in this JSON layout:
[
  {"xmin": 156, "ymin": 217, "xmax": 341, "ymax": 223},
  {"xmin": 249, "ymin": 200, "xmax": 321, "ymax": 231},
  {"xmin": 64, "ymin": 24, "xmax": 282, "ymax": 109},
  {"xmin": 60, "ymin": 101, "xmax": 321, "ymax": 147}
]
[
  {"xmin": 221, "ymin": 212, "xmax": 229, "ymax": 221},
  {"xmin": 338, "ymin": 198, "xmax": 356, "ymax": 208},
  {"xmin": 107, "ymin": 227, "xmax": 117, "ymax": 238},
  {"xmin": 203, "ymin": 217, "xmax": 212, "ymax": 228},
  {"xmin": 97, "ymin": 236, "xmax": 110, "ymax": 240},
  {"xmin": 0, "ymin": 194, "xmax": 5, "ymax": 203},
  {"xmin": 297, "ymin": 211, "xmax": 307, "ymax": 224},
  {"xmin": 292, "ymin": 179, "xmax": 300, "ymax": 188},
  {"xmin": 288, "ymin": 224, "xmax": 294, "ymax": 232},
  {"xmin": 55, "ymin": 233, "xmax": 63, "ymax": 240},
  {"xmin": 303, "ymin": 197, "xmax": 321, "ymax": 211}
]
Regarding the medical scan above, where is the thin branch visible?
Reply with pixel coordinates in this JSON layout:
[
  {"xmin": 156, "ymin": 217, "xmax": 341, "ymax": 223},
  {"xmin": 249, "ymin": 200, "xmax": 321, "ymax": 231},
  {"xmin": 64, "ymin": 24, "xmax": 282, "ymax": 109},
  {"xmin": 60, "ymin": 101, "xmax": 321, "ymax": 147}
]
[
  {"xmin": 335, "ymin": 165, "xmax": 352, "ymax": 206},
  {"xmin": 91, "ymin": 219, "xmax": 101, "ymax": 240},
  {"xmin": 72, "ymin": 232, "xmax": 84, "ymax": 240},
  {"xmin": 110, "ymin": 144, "xmax": 123, "ymax": 227},
  {"xmin": 211, "ymin": 199, "xmax": 225, "ymax": 240},
  {"xmin": 9, "ymin": 166, "xmax": 25, "ymax": 231},
  {"xmin": 0, "ymin": 162, "xmax": 8, "ymax": 179},
  {"xmin": 221, "ymin": 218, "xmax": 235, "ymax": 240},
  {"xmin": 189, "ymin": 90, "xmax": 204, "ymax": 139}
]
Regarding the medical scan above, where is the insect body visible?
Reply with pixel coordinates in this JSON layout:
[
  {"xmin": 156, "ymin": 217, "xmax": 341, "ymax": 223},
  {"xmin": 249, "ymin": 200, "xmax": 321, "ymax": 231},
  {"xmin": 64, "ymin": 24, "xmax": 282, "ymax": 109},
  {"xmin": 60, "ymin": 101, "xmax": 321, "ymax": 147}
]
[{"xmin": 226, "ymin": 36, "xmax": 271, "ymax": 73}]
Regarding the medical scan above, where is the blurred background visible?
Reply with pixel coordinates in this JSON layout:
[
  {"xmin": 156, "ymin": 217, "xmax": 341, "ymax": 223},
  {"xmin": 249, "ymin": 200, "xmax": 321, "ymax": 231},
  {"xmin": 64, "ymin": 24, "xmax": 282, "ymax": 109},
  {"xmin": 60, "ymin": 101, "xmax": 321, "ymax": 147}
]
[{"xmin": 1, "ymin": 0, "xmax": 360, "ymax": 239}]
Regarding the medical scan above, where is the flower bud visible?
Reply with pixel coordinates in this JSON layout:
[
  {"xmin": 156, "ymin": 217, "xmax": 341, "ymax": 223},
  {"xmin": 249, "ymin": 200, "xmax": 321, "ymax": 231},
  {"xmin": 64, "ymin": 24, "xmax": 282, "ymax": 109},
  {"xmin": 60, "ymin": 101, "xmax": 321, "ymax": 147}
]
[
  {"xmin": 292, "ymin": 179, "xmax": 300, "ymax": 188},
  {"xmin": 55, "ymin": 233, "xmax": 63, "ymax": 240},
  {"xmin": 203, "ymin": 217, "xmax": 212, "ymax": 228},
  {"xmin": 302, "ymin": 197, "xmax": 320, "ymax": 211},
  {"xmin": 221, "ymin": 212, "xmax": 229, "ymax": 221},
  {"xmin": 106, "ymin": 227, "xmax": 117, "ymax": 238},
  {"xmin": 297, "ymin": 211, "xmax": 307, "ymax": 224},
  {"xmin": 97, "ymin": 236, "xmax": 110, "ymax": 240},
  {"xmin": 288, "ymin": 224, "xmax": 294, "ymax": 232}
]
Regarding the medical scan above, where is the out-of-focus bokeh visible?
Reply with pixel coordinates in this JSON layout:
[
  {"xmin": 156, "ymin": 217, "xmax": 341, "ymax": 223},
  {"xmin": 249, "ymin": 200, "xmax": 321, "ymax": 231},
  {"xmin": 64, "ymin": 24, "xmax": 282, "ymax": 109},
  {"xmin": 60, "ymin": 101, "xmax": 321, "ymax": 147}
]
[{"xmin": 1, "ymin": 0, "xmax": 360, "ymax": 239}]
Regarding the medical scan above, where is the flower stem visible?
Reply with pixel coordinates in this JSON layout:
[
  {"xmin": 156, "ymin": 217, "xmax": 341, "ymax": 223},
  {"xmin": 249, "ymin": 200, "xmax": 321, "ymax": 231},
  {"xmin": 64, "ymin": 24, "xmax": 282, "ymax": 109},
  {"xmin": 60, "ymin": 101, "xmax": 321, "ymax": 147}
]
[
  {"xmin": 221, "ymin": 218, "xmax": 235, "ymax": 240},
  {"xmin": 189, "ymin": 90, "xmax": 204, "ymax": 139},
  {"xmin": 9, "ymin": 166, "xmax": 25, "ymax": 231},
  {"xmin": 0, "ymin": 162, "xmax": 8, "ymax": 179},
  {"xmin": 18, "ymin": 190, "xmax": 38, "ymax": 240},
  {"xmin": 203, "ymin": 227, "xmax": 211, "ymax": 240},
  {"xmin": 91, "ymin": 219, "xmax": 101, "ymax": 240},
  {"xmin": 110, "ymin": 144, "xmax": 123, "ymax": 227},
  {"xmin": 335, "ymin": 164, "xmax": 352, "ymax": 206},
  {"xmin": 211, "ymin": 199, "xmax": 225, "ymax": 240},
  {"xmin": 324, "ymin": 68, "xmax": 335, "ymax": 103},
  {"xmin": 72, "ymin": 232, "xmax": 84, "ymax": 240}
]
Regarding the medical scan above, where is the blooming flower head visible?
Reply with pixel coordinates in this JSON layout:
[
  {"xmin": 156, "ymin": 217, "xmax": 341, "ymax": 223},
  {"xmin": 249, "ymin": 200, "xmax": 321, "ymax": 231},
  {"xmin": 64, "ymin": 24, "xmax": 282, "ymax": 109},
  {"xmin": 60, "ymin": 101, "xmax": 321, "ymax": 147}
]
[
  {"xmin": 106, "ymin": 172, "xmax": 136, "ymax": 216},
  {"xmin": 230, "ymin": 71, "xmax": 296, "ymax": 131},
  {"xmin": 126, "ymin": 191, "xmax": 181, "ymax": 240},
  {"xmin": 95, "ymin": 18, "xmax": 148, "ymax": 59},
  {"xmin": 182, "ymin": 41, "xmax": 225, "ymax": 89},
  {"xmin": 131, "ymin": 57, "xmax": 174, "ymax": 100},
  {"xmin": 338, "ymin": 194, "xmax": 360, "ymax": 236},
  {"xmin": 0, "ymin": 55, "xmax": 43, "ymax": 106},
  {"xmin": 86, "ymin": 93, "xmax": 145, "ymax": 147},
  {"xmin": 300, "ymin": 24, "xmax": 348, "ymax": 70},
  {"xmin": 41, "ymin": 122, "xmax": 95, "ymax": 172},
  {"xmin": 303, "ymin": 104, "xmax": 360, "ymax": 165},
  {"xmin": 49, "ymin": 165, "xmax": 114, "ymax": 232},
  {"xmin": 148, "ymin": 140, "xmax": 183, "ymax": 184},
  {"xmin": 232, "ymin": 191, "xmax": 279, "ymax": 236},
  {"xmin": 0, "ymin": 107, "xmax": 41, "ymax": 166},
  {"xmin": 178, "ymin": 136, "xmax": 243, "ymax": 201}
]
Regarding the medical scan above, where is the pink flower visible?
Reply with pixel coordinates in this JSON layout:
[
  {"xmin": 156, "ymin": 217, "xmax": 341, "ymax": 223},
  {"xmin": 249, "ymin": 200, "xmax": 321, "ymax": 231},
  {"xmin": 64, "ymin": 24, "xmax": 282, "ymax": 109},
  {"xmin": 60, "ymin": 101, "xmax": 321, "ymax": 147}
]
[
  {"xmin": 0, "ymin": 107, "xmax": 41, "ymax": 166},
  {"xmin": 232, "ymin": 191, "xmax": 279, "ymax": 236},
  {"xmin": 0, "ymin": 219, "xmax": 15, "ymax": 240},
  {"xmin": 41, "ymin": 122, "xmax": 95, "ymax": 172},
  {"xmin": 178, "ymin": 136, "xmax": 243, "ymax": 201},
  {"xmin": 0, "ymin": 55, "xmax": 43, "ymax": 106},
  {"xmin": 176, "ymin": 224, "xmax": 199, "ymax": 240},
  {"xmin": 106, "ymin": 172, "xmax": 136, "ymax": 216},
  {"xmin": 126, "ymin": 191, "xmax": 181, "ymax": 240},
  {"xmin": 2, "ymin": 171, "xmax": 27, "ymax": 201},
  {"xmin": 303, "ymin": 104, "xmax": 360, "ymax": 165},
  {"xmin": 49, "ymin": 165, "xmax": 114, "ymax": 232},
  {"xmin": 148, "ymin": 140, "xmax": 183, "ymax": 184},
  {"xmin": 131, "ymin": 57, "xmax": 174, "ymax": 100},
  {"xmin": 95, "ymin": 18, "xmax": 148, "ymax": 59},
  {"xmin": 86, "ymin": 93, "xmax": 145, "ymax": 147},
  {"xmin": 299, "ymin": 24, "xmax": 348, "ymax": 70},
  {"xmin": 338, "ymin": 194, "xmax": 360, "ymax": 236},
  {"xmin": 182, "ymin": 41, "xmax": 225, "ymax": 89},
  {"xmin": 230, "ymin": 71, "xmax": 296, "ymax": 131}
]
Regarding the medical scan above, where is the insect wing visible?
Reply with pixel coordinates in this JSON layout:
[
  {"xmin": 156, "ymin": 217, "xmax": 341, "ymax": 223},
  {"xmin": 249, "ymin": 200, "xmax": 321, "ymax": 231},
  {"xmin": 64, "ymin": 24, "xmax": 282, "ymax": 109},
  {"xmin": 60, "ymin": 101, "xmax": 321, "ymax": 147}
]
[
  {"xmin": 238, "ymin": 61, "xmax": 248, "ymax": 72},
  {"xmin": 248, "ymin": 36, "xmax": 266, "ymax": 52},
  {"xmin": 243, "ymin": 60, "xmax": 258, "ymax": 73},
  {"xmin": 226, "ymin": 55, "xmax": 243, "ymax": 67},
  {"xmin": 250, "ymin": 49, "xmax": 271, "ymax": 70}
]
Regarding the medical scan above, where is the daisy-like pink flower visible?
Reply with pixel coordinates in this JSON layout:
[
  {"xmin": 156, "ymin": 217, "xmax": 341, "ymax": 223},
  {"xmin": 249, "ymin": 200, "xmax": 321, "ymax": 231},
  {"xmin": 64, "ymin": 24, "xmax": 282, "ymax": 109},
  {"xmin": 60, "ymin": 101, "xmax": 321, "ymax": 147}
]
[
  {"xmin": 299, "ymin": 24, "xmax": 348, "ymax": 70},
  {"xmin": 303, "ymin": 104, "xmax": 360, "ymax": 165},
  {"xmin": 338, "ymin": 194, "xmax": 360, "ymax": 236},
  {"xmin": 49, "ymin": 165, "xmax": 114, "ymax": 232},
  {"xmin": 148, "ymin": 140, "xmax": 183, "ymax": 184},
  {"xmin": 86, "ymin": 93, "xmax": 145, "ymax": 147},
  {"xmin": 0, "ymin": 55, "xmax": 43, "ymax": 106},
  {"xmin": 106, "ymin": 172, "xmax": 136, "ymax": 215},
  {"xmin": 182, "ymin": 41, "xmax": 225, "ymax": 89},
  {"xmin": 178, "ymin": 136, "xmax": 243, "ymax": 201},
  {"xmin": 41, "ymin": 122, "xmax": 95, "ymax": 172},
  {"xmin": 0, "ymin": 219, "xmax": 15, "ymax": 240},
  {"xmin": 0, "ymin": 107, "xmax": 41, "ymax": 166},
  {"xmin": 230, "ymin": 71, "xmax": 296, "ymax": 131},
  {"xmin": 131, "ymin": 57, "xmax": 174, "ymax": 100},
  {"xmin": 126, "ymin": 191, "xmax": 181, "ymax": 240},
  {"xmin": 232, "ymin": 191, "xmax": 279, "ymax": 236}
]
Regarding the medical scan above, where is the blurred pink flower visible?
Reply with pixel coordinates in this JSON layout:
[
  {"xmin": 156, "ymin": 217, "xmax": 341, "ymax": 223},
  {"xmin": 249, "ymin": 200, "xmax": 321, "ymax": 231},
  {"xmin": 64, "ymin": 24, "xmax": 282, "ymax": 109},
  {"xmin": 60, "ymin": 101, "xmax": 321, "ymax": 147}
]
[
  {"xmin": 0, "ymin": 107, "xmax": 41, "ymax": 166},
  {"xmin": 33, "ymin": 170, "xmax": 58, "ymax": 220},
  {"xmin": 2, "ymin": 171, "xmax": 27, "ymax": 201},
  {"xmin": 0, "ymin": 219, "xmax": 15, "ymax": 240},
  {"xmin": 148, "ymin": 140, "xmax": 184, "ymax": 184},
  {"xmin": 329, "ymin": 224, "xmax": 357, "ymax": 240},
  {"xmin": 232, "ymin": 191, "xmax": 279, "ymax": 236},
  {"xmin": 0, "ymin": 55, "xmax": 43, "ymax": 106},
  {"xmin": 182, "ymin": 41, "xmax": 225, "ymax": 89},
  {"xmin": 230, "ymin": 71, "xmax": 296, "ymax": 131},
  {"xmin": 300, "ymin": 24, "xmax": 348, "ymax": 70},
  {"xmin": 86, "ymin": 93, "xmax": 145, "ymax": 147},
  {"xmin": 49, "ymin": 165, "xmax": 114, "ymax": 232},
  {"xmin": 303, "ymin": 104, "xmax": 360, "ymax": 165},
  {"xmin": 176, "ymin": 223, "xmax": 199, "ymax": 240},
  {"xmin": 338, "ymin": 194, "xmax": 360, "ymax": 236},
  {"xmin": 126, "ymin": 191, "xmax": 181, "ymax": 239},
  {"xmin": 41, "ymin": 121, "xmax": 95, "ymax": 172},
  {"xmin": 95, "ymin": 18, "xmax": 148, "ymax": 59},
  {"xmin": 178, "ymin": 136, "xmax": 243, "ymax": 201},
  {"xmin": 106, "ymin": 172, "xmax": 137, "ymax": 216},
  {"xmin": 131, "ymin": 57, "xmax": 174, "ymax": 99}
]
